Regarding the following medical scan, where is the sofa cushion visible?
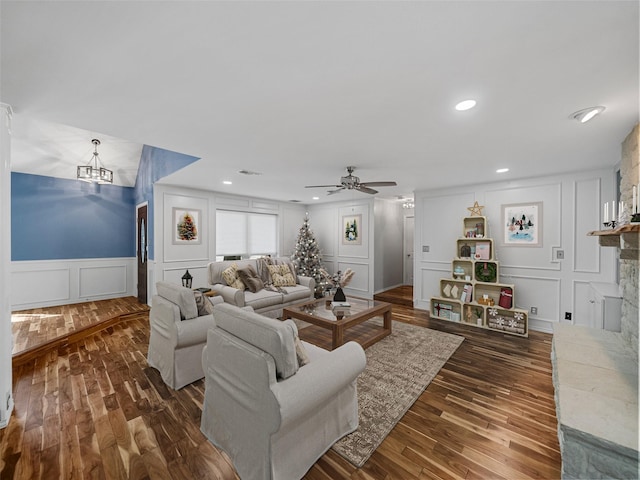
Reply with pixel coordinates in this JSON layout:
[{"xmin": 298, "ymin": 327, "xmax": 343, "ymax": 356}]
[
  {"xmin": 213, "ymin": 303, "xmax": 299, "ymax": 379},
  {"xmin": 209, "ymin": 259, "xmax": 255, "ymax": 285},
  {"xmin": 237, "ymin": 265, "xmax": 264, "ymax": 293},
  {"xmin": 222, "ymin": 264, "xmax": 246, "ymax": 290},
  {"xmin": 244, "ymin": 289, "xmax": 283, "ymax": 310},
  {"xmin": 281, "ymin": 285, "xmax": 313, "ymax": 304},
  {"xmin": 268, "ymin": 264, "xmax": 296, "ymax": 287},
  {"xmin": 156, "ymin": 281, "xmax": 199, "ymax": 320}
]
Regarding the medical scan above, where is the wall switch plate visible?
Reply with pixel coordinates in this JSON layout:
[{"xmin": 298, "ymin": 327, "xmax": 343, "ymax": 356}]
[
  {"xmin": 530, "ymin": 307, "xmax": 538, "ymax": 315},
  {"xmin": 422, "ymin": 245, "xmax": 430, "ymax": 252},
  {"xmin": 557, "ymin": 250, "xmax": 564, "ymax": 259},
  {"xmin": 565, "ymin": 312, "xmax": 572, "ymax": 320}
]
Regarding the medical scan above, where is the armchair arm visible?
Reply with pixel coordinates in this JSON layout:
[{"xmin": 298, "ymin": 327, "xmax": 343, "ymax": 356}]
[
  {"xmin": 272, "ymin": 341, "xmax": 366, "ymax": 426},
  {"xmin": 211, "ymin": 284, "xmax": 245, "ymax": 306},
  {"xmin": 297, "ymin": 275, "xmax": 315, "ymax": 292},
  {"xmin": 150, "ymin": 296, "xmax": 181, "ymax": 346}
]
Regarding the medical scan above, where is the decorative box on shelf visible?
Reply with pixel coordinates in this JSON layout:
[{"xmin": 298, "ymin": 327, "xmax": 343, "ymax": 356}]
[{"xmin": 486, "ymin": 307, "xmax": 528, "ymax": 336}]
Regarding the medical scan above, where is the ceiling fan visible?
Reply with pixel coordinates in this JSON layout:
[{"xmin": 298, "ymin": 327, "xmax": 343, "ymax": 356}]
[{"xmin": 305, "ymin": 166, "xmax": 397, "ymax": 195}]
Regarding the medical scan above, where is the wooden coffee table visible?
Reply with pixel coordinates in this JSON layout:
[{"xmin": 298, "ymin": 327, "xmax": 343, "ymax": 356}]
[{"xmin": 283, "ymin": 296, "xmax": 392, "ymax": 350}]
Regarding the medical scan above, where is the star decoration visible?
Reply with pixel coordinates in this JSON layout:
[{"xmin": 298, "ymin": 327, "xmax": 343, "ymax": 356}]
[{"xmin": 467, "ymin": 201, "xmax": 485, "ymax": 216}]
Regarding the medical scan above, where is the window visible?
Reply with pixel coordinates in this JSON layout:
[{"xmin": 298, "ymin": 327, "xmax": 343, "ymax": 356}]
[{"xmin": 216, "ymin": 210, "xmax": 277, "ymax": 260}]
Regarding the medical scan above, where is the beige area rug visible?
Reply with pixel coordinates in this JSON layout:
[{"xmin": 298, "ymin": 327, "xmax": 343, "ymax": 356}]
[{"xmin": 331, "ymin": 320, "xmax": 464, "ymax": 467}]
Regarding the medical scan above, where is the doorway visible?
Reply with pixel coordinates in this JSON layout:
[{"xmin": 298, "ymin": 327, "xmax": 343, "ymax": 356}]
[
  {"xmin": 403, "ymin": 215, "xmax": 414, "ymax": 285},
  {"xmin": 137, "ymin": 204, "xmax": 148, "ymax": 304}
]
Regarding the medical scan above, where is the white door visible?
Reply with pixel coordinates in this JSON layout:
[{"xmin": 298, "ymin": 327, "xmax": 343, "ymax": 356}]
[{"xmin": 403, "ymin": 216, "xmax": 414, "ymax": 285}]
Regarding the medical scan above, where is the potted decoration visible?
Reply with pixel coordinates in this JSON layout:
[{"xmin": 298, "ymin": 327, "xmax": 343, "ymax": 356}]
[{"xmin": 320, "ymin": 268, "xmax": 355, "ymax": 302}]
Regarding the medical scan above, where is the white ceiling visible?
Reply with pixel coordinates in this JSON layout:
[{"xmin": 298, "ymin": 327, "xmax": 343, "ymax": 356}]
[{"xmin": 2, "ymin": 1, "xmax": 638, "ymax": 202}]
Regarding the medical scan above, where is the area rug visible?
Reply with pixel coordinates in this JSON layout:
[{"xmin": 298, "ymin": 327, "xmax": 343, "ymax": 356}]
[{"xmin": 331, "ymin": 321, "xmax": 464, "ymax": 467}]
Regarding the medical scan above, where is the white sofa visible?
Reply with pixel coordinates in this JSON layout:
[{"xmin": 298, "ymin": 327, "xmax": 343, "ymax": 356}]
[
  {"xmin": 207, "ymin": 257, "xmax": 315, "ymax": 318},
  {"xmin": 147, "ymin": 281, "xmax": 223, "ymax": 389},
  {"xmin": 200, "ymin": 303, "xmax": 366, "ymax": 480}
]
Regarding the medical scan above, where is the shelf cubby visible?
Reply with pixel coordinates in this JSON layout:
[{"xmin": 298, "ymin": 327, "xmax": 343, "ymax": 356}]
[
  {"xmin": 430, "ymin": 297, "xmax": 462, "ymax": 322},
  {"xmin": 439, "ymin": 279, "xmax": 472, "ymax": 300},
  {"xmin": 456, "ymin": 238, "xmax": 494, "ymax": 261},
  {"xmin": 462, "ymin": 216, "xmax": 487, "ymax": 238}
]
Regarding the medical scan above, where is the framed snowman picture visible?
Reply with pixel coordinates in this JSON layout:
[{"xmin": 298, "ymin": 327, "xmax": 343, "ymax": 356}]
[{"xmin": 342, "ymin": 214, "xmax": 362, "ymax": 245}]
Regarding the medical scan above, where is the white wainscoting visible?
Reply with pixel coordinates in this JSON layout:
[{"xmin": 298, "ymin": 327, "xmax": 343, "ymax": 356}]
[
  {"xmin": 11, "ymin": 258, "xmax": 136, "ymax": 310},
  {"xmin": 339, "ymin": 261, "xmax": 370, "ymax": 295}
]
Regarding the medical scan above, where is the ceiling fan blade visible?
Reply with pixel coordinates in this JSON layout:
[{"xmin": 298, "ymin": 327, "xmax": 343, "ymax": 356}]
[
  {"xmin": 360, "ymin": 181, "xmax": 397, "ymax": 187},
  {"xmin": 305, "ymin": 184, "xmax": 342, "ymax": 188},
  {"xmin": 356, "ymin": 185, "xmax": 378, "ymax": 194},
  {"xmin": 327, "ymin": 188, "xmax": 344, "ymax": 195}
]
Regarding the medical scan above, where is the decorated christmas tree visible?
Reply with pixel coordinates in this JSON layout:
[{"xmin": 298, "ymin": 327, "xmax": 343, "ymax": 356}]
[{"xmin": 291, "ymin": 214, "xmax": 325, "ymax": 297}]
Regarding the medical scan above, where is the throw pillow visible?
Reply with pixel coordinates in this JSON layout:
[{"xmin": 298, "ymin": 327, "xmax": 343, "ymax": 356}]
[
  {"xmin": 294, "ymin": 335, "xmax": 310, "ymax": 367},
  {"xmin": 237, "ymin": 265, "xmax": 265, "ymax": 293},
  {"xmin": 276, "ymin": 258, "xmax": 298, "ymax": 283},
  {"xmin": 267, "ymin": 264, "xmax": 296, "ymax": 287},
  {"xmin": 193, "ymin": 290, "xmax": 214, "ymax": 317},
  {"xmin": 222, "ymin": 263, "xmax": 246, "ymax": 290}
]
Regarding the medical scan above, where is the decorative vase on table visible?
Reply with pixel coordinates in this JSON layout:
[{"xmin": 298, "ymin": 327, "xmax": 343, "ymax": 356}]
[{"xmin": 333, "ymin": 287, "xmax": 346, "ymax": 302}]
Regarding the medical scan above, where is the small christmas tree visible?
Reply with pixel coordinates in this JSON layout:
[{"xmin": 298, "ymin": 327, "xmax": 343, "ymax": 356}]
[{"xmin": 291, "ymin": 214, "xmax": 326, "ymax": 297}]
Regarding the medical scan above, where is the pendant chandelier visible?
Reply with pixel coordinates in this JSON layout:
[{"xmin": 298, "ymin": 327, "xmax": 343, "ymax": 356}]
[{"xmin": 76, "ymin": 138, "xmax": 113, "ymax": 184}]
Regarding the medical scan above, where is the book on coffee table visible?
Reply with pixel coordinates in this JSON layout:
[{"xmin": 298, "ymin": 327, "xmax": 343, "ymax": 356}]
[{"xmin": 331, "ymin": 301, "xmax": 351, "ymax": 308}]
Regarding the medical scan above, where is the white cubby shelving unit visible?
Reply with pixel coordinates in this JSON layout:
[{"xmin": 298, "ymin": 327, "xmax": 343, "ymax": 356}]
[{"xmin": 430, "ymin": 215, "xmax": 528, "ymax": 337}]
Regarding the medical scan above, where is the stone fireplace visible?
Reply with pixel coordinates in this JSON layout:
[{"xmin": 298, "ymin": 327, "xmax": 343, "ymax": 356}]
[{"xmin": 551, "ymin": 124, "xmax": 639, "ymax": 479}]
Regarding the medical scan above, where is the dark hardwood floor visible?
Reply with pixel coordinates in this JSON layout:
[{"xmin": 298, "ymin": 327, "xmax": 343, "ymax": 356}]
[
  {"xmin": 374, "ymin": 285, "xmax": 413, "ymax": 307},
  {"xmin": 1, "ymin": 293, "xmax": 561, "ymax": 479}
]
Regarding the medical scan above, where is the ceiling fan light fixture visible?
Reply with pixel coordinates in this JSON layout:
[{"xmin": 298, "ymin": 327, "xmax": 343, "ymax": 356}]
[
  {"xmin": 455, "ymin": 99, "xmax": 477, "ymax": 111},
  {"xmin": 571, "ymin": 106, "xmax": 605, "ymax": 123},
  {"xmin": 76, "ymin": 139, "xmax": 113, "ymax": 184}
]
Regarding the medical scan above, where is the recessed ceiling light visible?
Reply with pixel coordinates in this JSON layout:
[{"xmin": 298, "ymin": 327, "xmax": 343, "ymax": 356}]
[
  {"xmin": 223, "ymin": 180, "xmax": 232, "ymax": 185},
  {"xmin": 496, "ymin": 168, "xmax": 509, "ymax": 173},
  {"xmin": 455, "ymin": 99, "xmax": 477, "ymax": 111},
  {"xmin": 571, "ymin": 106, "xmax": 605, "ymax": 123},
  {"xmin": 312, "ymin": 196, "xmax": 319, "ymax": 200}
]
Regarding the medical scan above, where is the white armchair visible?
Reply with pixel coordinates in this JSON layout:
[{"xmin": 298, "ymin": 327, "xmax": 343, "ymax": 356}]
[
  {"xmin": 200, "ymin": 303, "xmax": 366, "ymax": 480},
  {"xmin": 147, "ymin": 281, "xmax": 223, "ymax": 389}
]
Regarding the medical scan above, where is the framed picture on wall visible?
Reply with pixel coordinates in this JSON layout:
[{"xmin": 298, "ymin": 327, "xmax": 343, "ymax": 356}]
[
  {"xmin": 502, "ymin": 202, "xmax": 542, "ymax": 247},
  {"xmin": 173, "ymin": 207, "xmax": 202, "ymax": 245},
  {"xmin": 342, "ymin": 214, "xmax": 362, "ymax": 245}
]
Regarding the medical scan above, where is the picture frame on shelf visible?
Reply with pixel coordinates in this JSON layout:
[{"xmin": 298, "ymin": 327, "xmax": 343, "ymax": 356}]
[
  {"xmin": 475, "ymin": 241, "xmax": 491, "ymax": 260},
  {"xmin": 502, "ymin": 202, "xmax": 542, "ymax": 247}
]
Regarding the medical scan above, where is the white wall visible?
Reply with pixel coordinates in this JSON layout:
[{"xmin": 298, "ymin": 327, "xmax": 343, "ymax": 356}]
[
  {"xmin": 415, "ymin": 168, "xmax": 618, "ymax": 333},
  {"xmin": 10, "ymin": 258, "xmax": 137, "ymax": 310},
  {"xmin": 374, "ymin": 198, "xmax": 404, "ymax": 292},
  {"xmin": 152, "ymin": 185, "xmax": 307, "ymax": 292},
  {"xmin": 307, "ymin": 197, "xmax": 405, "ymax": 298},
  {"xmin": 1, "ymin": 104, "xmax": 13, "ymax": 428}
]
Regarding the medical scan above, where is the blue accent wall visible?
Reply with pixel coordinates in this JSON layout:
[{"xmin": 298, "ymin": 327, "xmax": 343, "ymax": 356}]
[
  {"xmin": 11, "ymin": 173, "xmax": 136, "ymax": 261},
  {"xmin": 133, "ymin": 145, "xmax": 200, "ymax": 260},
  {"xmin": 11, "ymin": 146, "xmax": 199, "ymax": 262}
]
